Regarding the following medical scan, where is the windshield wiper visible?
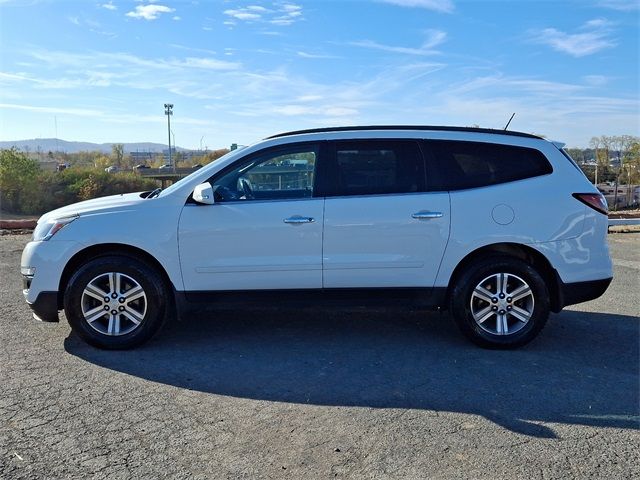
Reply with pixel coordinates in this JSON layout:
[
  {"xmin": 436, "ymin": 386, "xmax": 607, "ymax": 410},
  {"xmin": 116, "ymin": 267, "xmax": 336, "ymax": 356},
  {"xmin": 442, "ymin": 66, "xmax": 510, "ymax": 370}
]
[{"xmin": 146, "ymin": 188, "xmax": 162, "ymax": 199}]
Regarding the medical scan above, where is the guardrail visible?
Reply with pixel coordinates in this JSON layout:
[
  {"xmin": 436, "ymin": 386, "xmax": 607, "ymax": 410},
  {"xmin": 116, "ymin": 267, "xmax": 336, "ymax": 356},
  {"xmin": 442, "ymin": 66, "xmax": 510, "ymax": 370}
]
[
  {"xmin": 138, "ymin": 168, "xmax": 199, "ymax": 177},
  {"xmin": 608, "ymin": 218, "xmax": 640, "ymax": 227}
]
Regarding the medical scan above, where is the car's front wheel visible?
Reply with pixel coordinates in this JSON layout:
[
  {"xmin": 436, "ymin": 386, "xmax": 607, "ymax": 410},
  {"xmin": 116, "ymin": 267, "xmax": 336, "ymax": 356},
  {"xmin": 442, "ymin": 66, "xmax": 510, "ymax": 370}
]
[
  {"xmin": 64, "ymin": 255, "xmax": 169, "ymax": 349},
  {"xmin": 450, "ymin": 256, "xmax": 550, "ymax": 349}
]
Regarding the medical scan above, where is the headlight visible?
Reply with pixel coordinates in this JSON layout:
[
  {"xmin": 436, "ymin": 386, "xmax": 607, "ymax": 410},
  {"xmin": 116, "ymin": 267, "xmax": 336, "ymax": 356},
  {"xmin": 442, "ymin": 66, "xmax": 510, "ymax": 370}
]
[{"xmin": 33, "ymin": 215, "xmax": 78, "ymax": 241}]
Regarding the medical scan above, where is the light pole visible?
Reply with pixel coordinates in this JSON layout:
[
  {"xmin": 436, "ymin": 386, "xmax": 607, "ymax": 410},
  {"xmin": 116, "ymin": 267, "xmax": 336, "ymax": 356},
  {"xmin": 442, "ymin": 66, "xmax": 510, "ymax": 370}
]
[
  {"xmin": 171, "ymin": 129, "xmax": 176, "ymax": 169},
  {"xmin": 164, "ymin": 103, "xmax": 173, "ymax": 169}
]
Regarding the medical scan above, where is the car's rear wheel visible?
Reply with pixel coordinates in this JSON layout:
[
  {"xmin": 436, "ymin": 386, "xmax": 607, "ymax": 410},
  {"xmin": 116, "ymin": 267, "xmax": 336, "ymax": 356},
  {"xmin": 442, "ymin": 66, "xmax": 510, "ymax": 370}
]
[
  {"xmin": 64, "ymin": 255, "xmax": 169, "ymax": 349},
  {"xmin": 450, "ymin": 256, "xmax": 550, "ymax": 349}
]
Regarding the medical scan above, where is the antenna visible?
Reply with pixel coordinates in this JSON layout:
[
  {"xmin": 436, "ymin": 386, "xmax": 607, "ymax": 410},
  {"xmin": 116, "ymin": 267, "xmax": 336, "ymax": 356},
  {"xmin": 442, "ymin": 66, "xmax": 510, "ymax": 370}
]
[{"xmin": 503, "ymin": 112, "xmax": 515, "ymax": 130}]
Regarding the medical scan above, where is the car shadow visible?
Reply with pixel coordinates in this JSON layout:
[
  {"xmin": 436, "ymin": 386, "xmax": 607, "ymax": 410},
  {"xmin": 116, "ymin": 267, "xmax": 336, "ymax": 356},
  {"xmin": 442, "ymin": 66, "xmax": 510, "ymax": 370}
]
[{"xmin": 64, "ymin": 308, "xmax": 639, "ymax": 438}]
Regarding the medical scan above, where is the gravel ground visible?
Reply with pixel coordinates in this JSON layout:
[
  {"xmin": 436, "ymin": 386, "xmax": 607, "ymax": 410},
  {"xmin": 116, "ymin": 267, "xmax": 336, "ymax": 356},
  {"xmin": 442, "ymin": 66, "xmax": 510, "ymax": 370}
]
[{"xmin": 1, "ymin": 233, "xmax": 638, "ymax": 479}]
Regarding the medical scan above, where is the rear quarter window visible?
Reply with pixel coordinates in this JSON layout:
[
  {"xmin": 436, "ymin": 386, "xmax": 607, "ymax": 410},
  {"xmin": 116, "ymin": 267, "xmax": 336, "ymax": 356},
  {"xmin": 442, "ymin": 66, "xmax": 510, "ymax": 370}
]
[{"xmin": 425, "ymin": 140, "xmax": 553, "ymax": 190}]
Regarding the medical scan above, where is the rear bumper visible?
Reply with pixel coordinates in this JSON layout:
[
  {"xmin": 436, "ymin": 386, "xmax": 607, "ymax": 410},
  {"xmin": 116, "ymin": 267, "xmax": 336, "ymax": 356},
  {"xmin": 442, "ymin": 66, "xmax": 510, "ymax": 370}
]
[
  {"xmin": 26, "ymin": 291, "xmax": 59, "ymax": 322},
  {"xmin": 555, "ymin": 276, "xmax": 612, "ymax": 311}
]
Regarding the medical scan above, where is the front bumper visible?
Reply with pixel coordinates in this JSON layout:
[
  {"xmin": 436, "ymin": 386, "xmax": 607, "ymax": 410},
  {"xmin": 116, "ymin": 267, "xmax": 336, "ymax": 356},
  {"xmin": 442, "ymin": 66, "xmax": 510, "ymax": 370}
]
[{"xmin": 26, "ymin": 291, "xmax": 59, "ymax": 322}]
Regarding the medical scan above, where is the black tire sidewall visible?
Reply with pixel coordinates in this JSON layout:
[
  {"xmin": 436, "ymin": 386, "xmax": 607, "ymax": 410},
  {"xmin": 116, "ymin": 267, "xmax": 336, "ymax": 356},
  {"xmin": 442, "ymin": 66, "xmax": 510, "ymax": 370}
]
[
  {"xmin": 450, "ymin": 256, "xmax": 550, "ymax": 349},
  {"xmin": 64, "ymin": 255, "xmax": 168, "ymax": 349}
]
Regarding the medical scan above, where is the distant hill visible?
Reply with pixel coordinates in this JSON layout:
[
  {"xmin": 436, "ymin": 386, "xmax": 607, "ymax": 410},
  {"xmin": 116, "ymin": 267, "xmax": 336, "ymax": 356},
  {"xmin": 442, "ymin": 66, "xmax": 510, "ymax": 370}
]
[{"xmin": 0, "ymin": 138, "xmax": 189, "ymax": 154}]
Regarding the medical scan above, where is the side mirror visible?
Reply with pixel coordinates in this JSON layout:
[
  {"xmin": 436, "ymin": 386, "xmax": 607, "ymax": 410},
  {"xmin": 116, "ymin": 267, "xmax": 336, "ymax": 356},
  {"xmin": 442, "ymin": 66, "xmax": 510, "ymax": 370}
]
[{"xmin": 193, "ymin": 182, "xmax": 215, "ymax": 205}]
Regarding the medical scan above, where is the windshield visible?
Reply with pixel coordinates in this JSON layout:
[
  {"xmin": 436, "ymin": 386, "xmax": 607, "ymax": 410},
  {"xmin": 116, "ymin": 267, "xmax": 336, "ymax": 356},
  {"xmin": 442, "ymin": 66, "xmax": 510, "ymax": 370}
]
[{"xmin": 158, "ymin": 148, "xmax": 246, "ymax": 197}]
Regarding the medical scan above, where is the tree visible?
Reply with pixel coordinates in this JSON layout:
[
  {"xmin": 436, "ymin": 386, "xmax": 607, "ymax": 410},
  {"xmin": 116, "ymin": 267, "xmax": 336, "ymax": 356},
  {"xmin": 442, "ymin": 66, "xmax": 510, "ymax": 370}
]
[
  {"xmin": 625, "ymin": 141, "xmax": 640, "ymax": 185},
  {"xmin": 0, "ymin": 148, "xmax": 41, "ymax": 213},
  {"xmin": 94, "ymin": 155, "xmax": 111, "ymax": 170},
  {"xmin": 111, "ymin": 144, "xmax": 124, "ymax": 167},
  {"xmin": 201, "ymin": 148, "xmax": 230, "ymax": 165},
  {"xmin": 565, "ymin": 148, "xmax": 585, "ymax": 164},
  {"xmin": 589, "ymin": 136, "xmax": 616, "ymax": 184}
]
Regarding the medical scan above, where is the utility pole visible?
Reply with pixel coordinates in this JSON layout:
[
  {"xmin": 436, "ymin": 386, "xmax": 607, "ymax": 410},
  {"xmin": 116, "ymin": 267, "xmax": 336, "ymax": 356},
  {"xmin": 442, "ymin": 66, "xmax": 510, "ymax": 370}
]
[
  {"xmin": 164, "ymin": 103, "xmax": 173, "ymax": 169},
  {"xmin": 613, "ymin": 151, "xmax": 621, "ymax": 211},
  {"xmin": 171, "ymin": 130, "xmax": 176, "ymax": 170}
]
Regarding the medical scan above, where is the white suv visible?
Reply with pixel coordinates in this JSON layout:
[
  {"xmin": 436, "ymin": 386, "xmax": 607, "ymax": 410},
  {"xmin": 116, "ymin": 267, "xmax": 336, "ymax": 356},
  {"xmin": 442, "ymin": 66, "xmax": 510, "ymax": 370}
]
[{"xmin": 21, "ymin": 126, "xmax": 613, "ymax": 349}]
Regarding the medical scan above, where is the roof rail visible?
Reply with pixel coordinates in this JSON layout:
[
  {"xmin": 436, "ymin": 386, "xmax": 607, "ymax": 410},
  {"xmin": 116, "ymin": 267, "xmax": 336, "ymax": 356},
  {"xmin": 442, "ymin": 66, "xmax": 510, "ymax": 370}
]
[{"xmin": 266, "ymin": 125, "xmax": 542, "ymax": 140}]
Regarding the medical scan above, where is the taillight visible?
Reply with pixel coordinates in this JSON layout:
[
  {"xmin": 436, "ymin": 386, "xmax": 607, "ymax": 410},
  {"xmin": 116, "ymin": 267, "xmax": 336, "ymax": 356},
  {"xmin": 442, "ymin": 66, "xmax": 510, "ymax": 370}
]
[{"xmin": 573, "ymin": 193, "xmax": 609, "ymax": 215}]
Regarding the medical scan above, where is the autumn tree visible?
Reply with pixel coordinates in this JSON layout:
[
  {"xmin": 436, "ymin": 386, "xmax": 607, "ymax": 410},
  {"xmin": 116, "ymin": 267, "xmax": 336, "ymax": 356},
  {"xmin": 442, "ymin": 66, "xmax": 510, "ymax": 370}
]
[
  {"xmin": 0, "ymin": 148, "xmax": 41, "ymax": 213},
  {"xmin": 111, "ymin": 144, "xmax": 125, "ymax": 168}
]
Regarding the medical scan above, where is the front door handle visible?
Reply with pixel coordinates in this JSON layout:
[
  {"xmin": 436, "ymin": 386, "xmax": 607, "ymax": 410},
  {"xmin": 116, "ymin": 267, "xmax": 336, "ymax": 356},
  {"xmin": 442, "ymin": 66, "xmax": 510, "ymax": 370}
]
[
  {"xmin": 412, "ymin": 211, "xmax": 443, "ymax": 220},
  {"xmin": 284, "ymin": 216, "xmax": 315, "ymax": 224}
]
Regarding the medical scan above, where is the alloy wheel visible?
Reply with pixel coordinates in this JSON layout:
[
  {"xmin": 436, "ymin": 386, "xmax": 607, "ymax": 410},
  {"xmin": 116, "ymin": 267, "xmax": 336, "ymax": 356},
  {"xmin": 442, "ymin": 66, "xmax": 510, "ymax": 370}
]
[
  {"xmin": 80, "ymin": 272, "xmax": 147, "ymax": 336},
  {"xmin": 470, "ymin": 272, "xmax": 534, "ymax": 335}
]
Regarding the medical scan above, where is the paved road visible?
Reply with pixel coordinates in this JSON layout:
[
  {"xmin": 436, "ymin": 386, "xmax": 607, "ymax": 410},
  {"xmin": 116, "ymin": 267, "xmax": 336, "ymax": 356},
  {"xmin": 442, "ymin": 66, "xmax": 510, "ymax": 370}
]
[{"xmin": 1, "ymin": 234, "xmax": 638, "ymax": 479}]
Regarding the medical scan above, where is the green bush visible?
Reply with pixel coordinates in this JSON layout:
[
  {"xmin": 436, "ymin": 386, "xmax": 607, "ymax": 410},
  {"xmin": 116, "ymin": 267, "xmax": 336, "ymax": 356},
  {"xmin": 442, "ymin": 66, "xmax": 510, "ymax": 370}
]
[
  {"xmin": 1, "ymin": 149, "xmax": 158, "ymax": 215},
  {"xmin": 0, "ymin": 148, "xmax": 41, "ymax": 214}
]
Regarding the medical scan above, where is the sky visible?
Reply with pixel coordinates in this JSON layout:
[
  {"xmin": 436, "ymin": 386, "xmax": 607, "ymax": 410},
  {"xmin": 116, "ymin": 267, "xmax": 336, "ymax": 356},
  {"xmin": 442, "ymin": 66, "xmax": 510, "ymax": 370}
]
[{"xmin": 0, "ymin": 0, "xmax": 638, "ymax": 149}]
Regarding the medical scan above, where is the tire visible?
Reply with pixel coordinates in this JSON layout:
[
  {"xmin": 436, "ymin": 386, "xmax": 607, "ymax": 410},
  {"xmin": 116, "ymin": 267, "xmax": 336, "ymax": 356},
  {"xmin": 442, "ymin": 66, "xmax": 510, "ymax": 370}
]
[
  {"xmin": 449, "ymin": 255, "xmax": 550, "ymax": 349},
  {"xmin": 64, "ymin": 255, "xmax": 170, "ymax": 349}
]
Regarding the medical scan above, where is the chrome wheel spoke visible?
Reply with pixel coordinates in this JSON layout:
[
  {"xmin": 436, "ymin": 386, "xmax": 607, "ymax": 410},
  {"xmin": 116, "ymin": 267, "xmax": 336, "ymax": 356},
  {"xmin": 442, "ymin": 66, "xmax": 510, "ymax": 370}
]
[
  {"xmin": 114, "ymin": 273, "xmax": 122, "ymax": 295},
  {"xmin": 496, "ymin": 313, "xmax": 509, "ymax": 334},
  {"xmin": 496, "ymin": 273, "xmax": 506, "ymax": 295},
  {"xmin": 85, "ymin": 306, "xmax": 107, "ymax": 323},
  {"xmin": 85, "ymin": 284, "xmax": 108, "ymax": 302},
  {"xmin": 107, "ymin": 314, "xmax": 121, "ymax": 335},
  {"xmin": 122, "ymin": 309, "xmax": 143, "ymax": 325},
  {"xmin": 124, "ymin": 286, "xmax": 144, "ymax": 302},
  {"xmin": 473, "ymin": 286, "xmax": 494, "ymax": 304},
  {"xmin": 474, "ymin": 306, "xmax": 494, "ymax": 324},
  {"xmin": 510, "ymin": 305, "xmax": 532, "ymax": 323},
  {"xmin": 511, "ymin": 286, "xmax": 532, "ymax": 303}
]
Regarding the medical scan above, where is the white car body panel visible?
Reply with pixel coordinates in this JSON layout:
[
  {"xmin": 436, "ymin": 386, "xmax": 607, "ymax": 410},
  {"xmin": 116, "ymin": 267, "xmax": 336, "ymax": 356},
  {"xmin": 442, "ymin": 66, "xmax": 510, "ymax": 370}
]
[
  {"xmin": 323, "ymin": 193, "xmax": 450, "ymax": 288},
  {"xmin": 21, "ymin": 194, "xmax": 186, "ymax": 303},
  {"xmin": 178, "ymin": 199, "xmax": 324, "ymax": 290}
]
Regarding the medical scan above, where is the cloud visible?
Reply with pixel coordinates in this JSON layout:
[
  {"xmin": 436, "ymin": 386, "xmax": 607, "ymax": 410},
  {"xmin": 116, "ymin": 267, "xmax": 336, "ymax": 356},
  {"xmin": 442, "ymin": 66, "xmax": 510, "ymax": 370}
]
[
  {"xmin": 596, "ymin": 0, "xmax": 640, "ymax": 11},
  {"xmin": 296, "ymin": 51, "xmax": 340, "ymax": 59},
  {"xmin": 273, "ymin": 104, "xmax": 358, "ymax": 117},
  {"xmin": 0, "ymin": 103, "xmax": 104, "ymax": 117},
  {"xmin": 351, "ymin": 29, "xmax": 446, "ymax": 56},
  {"xmin": 583, "ymin": 75, "xmax": 608, "ymax": 86},
  {"xmin": 379, "ymin": 0, "xmax": 454, "ymax": 13},
  {"xmin": 126, "ymin": 4, "xmax": 175, "ymax": 20},
  {"xmin": 101, "ymin": 2, "xmax": 116, "ymax": 10},
  {"xmin": 223, "ymin": 3, "xmax": 303, "ymax": 26},
  {"xmin": 224, "ymin": 9, "xmax": 262, "ymax": 21},
  {"xmin": 529, "ymin": 18, "xmax": 616, "ymax": 57}
]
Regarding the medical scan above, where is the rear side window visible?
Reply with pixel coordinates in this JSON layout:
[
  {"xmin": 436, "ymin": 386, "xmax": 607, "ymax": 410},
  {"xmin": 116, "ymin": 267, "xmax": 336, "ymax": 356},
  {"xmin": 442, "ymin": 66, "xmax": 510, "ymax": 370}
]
[
  {"xmin": 426, "ymin": 140, "xmax": 552, "ymax": 190},
  {"xmin": 321, "ymin": 140, "xmax": 426, "ymax": 196}
]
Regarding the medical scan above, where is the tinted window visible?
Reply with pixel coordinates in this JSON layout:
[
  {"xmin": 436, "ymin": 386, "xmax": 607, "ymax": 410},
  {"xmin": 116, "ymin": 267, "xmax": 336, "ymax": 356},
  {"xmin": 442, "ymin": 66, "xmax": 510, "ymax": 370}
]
[
  {"xmin": 212, "ymin": 145, "xmax": 317, "ymax": 202},
  {"xmin": 426, "ymin": 140, "xmax": 552, "ymax": 190},
  {"xmin": 323, "ymin": 140, "xmax": 425, "ymax": 196}
]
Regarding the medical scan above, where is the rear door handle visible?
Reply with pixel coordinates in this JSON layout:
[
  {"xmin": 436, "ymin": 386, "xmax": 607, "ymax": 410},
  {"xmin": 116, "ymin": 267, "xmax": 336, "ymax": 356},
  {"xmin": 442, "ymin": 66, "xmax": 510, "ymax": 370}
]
[
  {"xmin": 284, "ymin": 216, "xmax": 315, "ymax": 224},
  {"xmin": 412, "ymin": 211, "xmax": 443, "ymax": 220}
]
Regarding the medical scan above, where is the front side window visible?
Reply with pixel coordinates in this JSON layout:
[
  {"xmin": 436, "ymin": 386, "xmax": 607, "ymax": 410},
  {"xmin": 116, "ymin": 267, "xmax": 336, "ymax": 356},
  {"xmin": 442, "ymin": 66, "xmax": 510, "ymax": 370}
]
[
  {"xmin": 426, "ymin": 140, "xmax": 553, "ymax": 190},
  {"xmin": 212, "ymin": 144, "xmax": 317, "ymax": 202},
  {"xmin": 323, "ymin": 140, "xmax": 426, "ymax": 196}
]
